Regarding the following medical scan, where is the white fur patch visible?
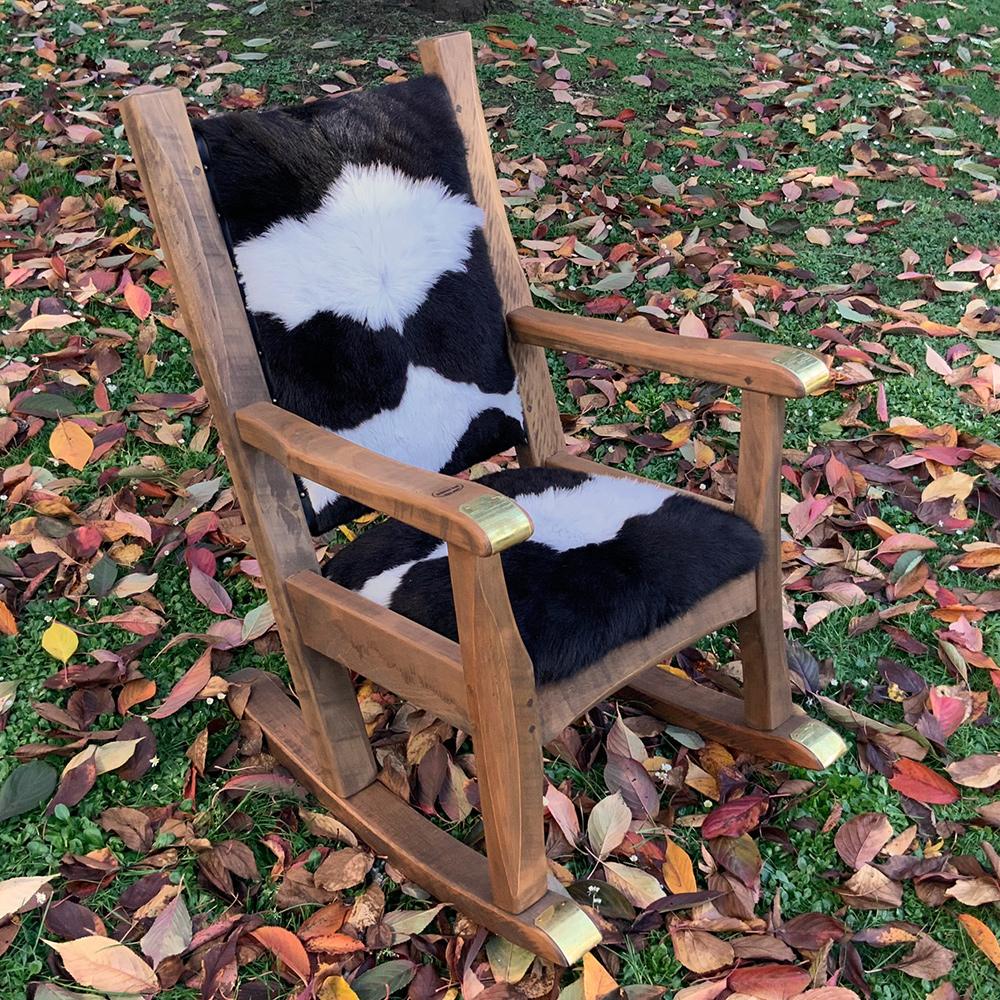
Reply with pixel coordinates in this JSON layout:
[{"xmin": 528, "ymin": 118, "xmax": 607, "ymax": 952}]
[
  {"xmin": 302, "ymin": 364, "xmax": 522, "ymax": 517},
  {"xmin": 515, "ymin": 475, "xmax": 672, "ymax": 552},
  {"xmin": 356, "ymin": 474, "xmax": 673, "ymax": 610},
  {"xmin": 234, "ymin": 162, "xmax": 484, "ymax": 332},
  {"xmin": 357, "ymin": 543, "xmax": 446, "ymax": 607}
]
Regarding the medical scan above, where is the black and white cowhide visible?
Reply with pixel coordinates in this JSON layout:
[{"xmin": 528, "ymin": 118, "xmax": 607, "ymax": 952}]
[
  {"xmin": 324, "ymin": 467, "xmax": 763, "ymax": 684},
  {"xmin": 195, "ymin": 76, "xmax": 524, "ymax": 535}
]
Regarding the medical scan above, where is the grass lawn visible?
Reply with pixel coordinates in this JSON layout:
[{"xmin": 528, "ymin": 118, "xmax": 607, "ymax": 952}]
[{"xmin": 1, "ymin": 0, "xmax": 999, "ymax": 997}]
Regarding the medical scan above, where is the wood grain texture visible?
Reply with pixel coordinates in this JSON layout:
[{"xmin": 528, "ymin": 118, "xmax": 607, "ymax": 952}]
[
  {"xmin": 508, "ymin": 306, "xmax": 830, "ymax": 398},
  {"xmin": 236, "ymin": 401, "xmax": 532, "ymax": 556},
  {"xmin": 734, "ymin": 391, "xmax": 794, "ymax": 730},
  {"xmin": 286, "ymin": 571, "xmax": 471, "ymax": 731},
  {"xmin": 417, "ymin": 32, "xmax": 564, "ymax": 467},
  {"xmin": 538, "ymin": 572, "xmax": 755, "ymax": 740},
  {"xmin": 120, "ymin": 89, "xmax": 377, "ymax": 796},
  {"xmin": 229, "ymin": 669, "xmax": 601, "ymax": 963},
  {"xmin": 624, "ymin": 666, "xmax": 830, "ymax": 769},
  {"xmin": 448, "ymin": 546, "xmax": 547, "ymax": 913}
]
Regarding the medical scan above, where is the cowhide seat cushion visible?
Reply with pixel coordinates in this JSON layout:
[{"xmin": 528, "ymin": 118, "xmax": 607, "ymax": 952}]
[
  {"xmin": 324, "ymin": 467, "xmax": 763, "ymax": 685},
  {"xmin": 195, "ymin": 76, "xmax": 524, "ymax": 535}
]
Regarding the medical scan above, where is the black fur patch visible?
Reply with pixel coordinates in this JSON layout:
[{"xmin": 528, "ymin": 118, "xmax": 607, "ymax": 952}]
[
  {"xmin": 195, "ymin": 76, "xmax": 524, "ymax": 534},
  {"xmin": 324, "ymin": 467, "xmax": 763, "ymax": 684}
]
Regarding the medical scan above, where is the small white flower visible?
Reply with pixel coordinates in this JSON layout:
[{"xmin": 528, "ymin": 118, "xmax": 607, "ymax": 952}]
[
  {"xmin": 704, "ymin": 799, "xmax": 713, "ymax": 808},
  {"xmin": 149, "ymin": 756, "xmax": 160, "ymax": 767},
  {"xmin": 31, "ymin": 386, "xmax": 41, "ymax": 394},
  {"xmin": 85, "ymin": 572, "xmax": 94, "ymax": 581},
  {"xmin": 206, "ymin": 697, "xmax": 215, "ymax": 705},
  {"xmin": 44, "ymin": 615, "xmax": 53, "ymax": 622},
  {"xmin": 86, "ymin": 598, "xmax": 98, "ymax": 607},
  {"xmin": 150, "ymin": 783, "xmax": 158, "ymax": 791},
  {"xmin": 35, "ymin": 892, "xmax": 46, "ymax": 904}
]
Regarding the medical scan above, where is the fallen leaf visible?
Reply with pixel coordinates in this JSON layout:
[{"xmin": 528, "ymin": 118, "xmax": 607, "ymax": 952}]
[{"xmin": 46, "ymin": 936, "xmax": 159, "ymax": 994}]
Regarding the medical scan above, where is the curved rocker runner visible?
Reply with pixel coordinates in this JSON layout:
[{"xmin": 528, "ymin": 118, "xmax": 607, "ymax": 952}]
[{"xmin": 119, "ymin": 30, "xmax": 846, "ymax": 965}]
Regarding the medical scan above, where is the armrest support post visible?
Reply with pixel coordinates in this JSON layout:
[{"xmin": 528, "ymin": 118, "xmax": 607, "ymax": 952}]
[{"xmin": 734, "ymin": 391, "xmax": 794, "ymax": 729}]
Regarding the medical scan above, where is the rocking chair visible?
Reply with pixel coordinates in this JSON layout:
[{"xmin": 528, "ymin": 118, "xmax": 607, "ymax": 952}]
[{"xmin": 120, "ymin": 31, "xmax": 846, "ymax": 964}]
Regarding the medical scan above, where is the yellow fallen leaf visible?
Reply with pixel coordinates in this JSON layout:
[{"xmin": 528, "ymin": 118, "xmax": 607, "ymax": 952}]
[
  {"xmin": 921, "ymin": 471, "xmax": 976, "ymax": 504},
  {"xmin": 41, "ymin": 621, "xmax": 79, "ymax": 664},
  {"xmin": 319, "ymin": 976, "xmax": 360, "ymax": 1000}
]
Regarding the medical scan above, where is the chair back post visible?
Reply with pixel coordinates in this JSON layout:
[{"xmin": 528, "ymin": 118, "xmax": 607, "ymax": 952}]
[
  {"xmin": 734, "ymin": 390, "xmax": 794, "ymax": 730},
  {"xmin": 119, "ymin": 88, "xmax": 377, "ymax": 797},
  {"xmin": 417, "ymin": 32, "xmax": 565, "ymax": 469}
]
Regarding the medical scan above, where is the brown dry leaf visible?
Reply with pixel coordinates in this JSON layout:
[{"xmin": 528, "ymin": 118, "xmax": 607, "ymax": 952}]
[
  {"xmin": 805, "ymin": 227, "xmax": 831, "ymax": 246},
  {"xmin": 669, "ymin": 926, "xmax": 735, "ymax": 975},
  {"xmin": 945, "ymin": 753, "xmax": 1000, "ymax": 788},
  {"xmin": 836, "ymin": 865, "xmax": 903, "ymax": 910},
  {"xmin": 834, "ymin": 812, "xmax": 893, "ymax": 870},
  {"xmin": 890, "ymin": 933, "xmax": 955, "ymax": 980},
  {"xmin": 314, "ymin": 847, "xmax": 373, "ymax": 892}
]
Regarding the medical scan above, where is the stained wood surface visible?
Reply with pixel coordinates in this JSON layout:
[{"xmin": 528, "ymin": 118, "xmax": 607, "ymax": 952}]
[
  {"xmin": 286, "ymin": 571, "xmax": 471, "ymax": 731},
  {"xmin": 448, "ymin": 547, "xmax": 548, "ymax": 912},
  {"xmin": 417, "ymin": 32, "xmax": 564, "ymax": 467},
  {"xmin": 508, "ymin": 306, "xmax": 829, "ymax": 398},
  {"xmin": 624, "ymin": 666, "xmax": 830, "ymax": 769},
  {"xmin": 538, "ymin": 572, "xmax": 756, "ymax": 740},
  {"xmin": 120, "ymin": 89, "xmax": 377, "ymax": 796},
  {"xmin": 734, "ymin": 391, "xmax": 794, "ymax": 729},
  {"xmin": 236, "ymin": 401, "xmax": 532, "ymax": 556},
  {"xmin": 229, "ymin": 669, "xmax": 600, "ymax": 963}
]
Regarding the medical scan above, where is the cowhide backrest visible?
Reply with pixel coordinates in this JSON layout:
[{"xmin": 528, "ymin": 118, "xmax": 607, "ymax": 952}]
[{"xmin": 194, "ymin": 76, "xmax": 524, "ymax": 534}]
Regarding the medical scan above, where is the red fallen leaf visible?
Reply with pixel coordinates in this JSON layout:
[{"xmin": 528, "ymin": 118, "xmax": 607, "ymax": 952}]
[
  {"xmin": 701, "ymin": 794, "xmax": 769, "ymax": 839},
  {"xmin": 189, "ymin": 566, "xmax": 232, "ymax": 615},
  {"xmin": 250, "ymin": 925, "xmax": 311, "ymax": 983},
  {"xmin": 124, "ymin": 283, "xmax": 152, "ymax": 321},
  {"xmin": 149, "ymin": 650, "xmax": 212, "ymax": 720},
  {"xmin": 888, "ymin": 758, "xmax": 959, "ymax": 805},
  {"xmin": 727, "ymin": 963, "xmax": 810, "ymax": 999}
]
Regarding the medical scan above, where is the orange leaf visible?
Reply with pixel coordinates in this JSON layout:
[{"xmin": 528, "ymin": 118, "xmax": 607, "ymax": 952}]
[
  {"xmin": 49, "ymin": 420, "xmax": 94, "ymax": 470},
  {"xmin": 957, "ymin": 913, "xmax": 1000, "ymax": 971},
  {"xmin": 124, "ymin": 283, "xmax": 152, "ymax": 321},
  {"xmin": 663, "ymin": 838, "xmax": 697, "ymax": 893},
  {"xmin": 0, "ymin": 601, "xmax": 17, "ymax": 637},
  {"xmin": 582, "ymin": 952, "xmax": 619, "ymax": 1000},
  {"xmin": 888, "ymin": 758, "xmax": 959, "ymax": 805},
  {"xmin": 250, "ymin": 925, "xmax": 311, "ymax": 983}
]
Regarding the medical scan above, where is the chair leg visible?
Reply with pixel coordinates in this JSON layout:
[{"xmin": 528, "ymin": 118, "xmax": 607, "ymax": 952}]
[
  {"xmin": 735, "ymin": 391, "xmax": 794, "ymax": 731},
  {"xmin": 448, "ymin": 546, "xmax": 548, "ymax": 914}
]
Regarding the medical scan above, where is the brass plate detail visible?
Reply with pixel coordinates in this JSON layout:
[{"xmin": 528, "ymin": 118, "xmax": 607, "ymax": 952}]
[
  {"xmin": 771, "ymin": 348, "xmax": 831, "ymax": 395},
  {"xmin": 458, "ymin": 494, "xmax": 533, "ymax": 553},
  {"xmin": 789, "ymin": 718, "xmax": 847, "ymax": 769},
  {"xmin": 534, "ymin": 899, "xmax": 602, "ymax": 965}
]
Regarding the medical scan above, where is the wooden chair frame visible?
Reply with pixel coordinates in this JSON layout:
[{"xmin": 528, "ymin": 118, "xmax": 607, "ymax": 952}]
[{"xmin": 120, "ymin": 31, "xmax": 846, "ymax": 964}]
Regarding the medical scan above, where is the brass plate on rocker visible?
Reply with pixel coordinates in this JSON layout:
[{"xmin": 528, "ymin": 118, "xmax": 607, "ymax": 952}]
[
  {"xmin": 771, "ymin": 348, "xmax": 831, "ymax": 396},
  {"xmin": 534, "ymin": 899, "xmax": 602, "ymax": 965},
  {"xmin": 789, "ymin": 718, "xmax": 847, "ymax": 769},
  {"xmin": 459, "ymin": 494, "xmax": 533, "ymax": 553}
]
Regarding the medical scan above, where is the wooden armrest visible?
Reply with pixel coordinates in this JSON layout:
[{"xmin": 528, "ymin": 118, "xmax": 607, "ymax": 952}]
[
  {"xmin": 235, "ymin": 402, "xmax": 532, "ymax": 556},
  {"xmin": 507, "ymin": 306, "xmax": 831, "ymax": 398}
]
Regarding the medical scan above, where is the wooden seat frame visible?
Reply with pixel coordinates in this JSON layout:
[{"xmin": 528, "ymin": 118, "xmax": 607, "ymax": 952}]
[{"xmin": 120, "ymin": 31, "xmax": 846, "ymax": 965}]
